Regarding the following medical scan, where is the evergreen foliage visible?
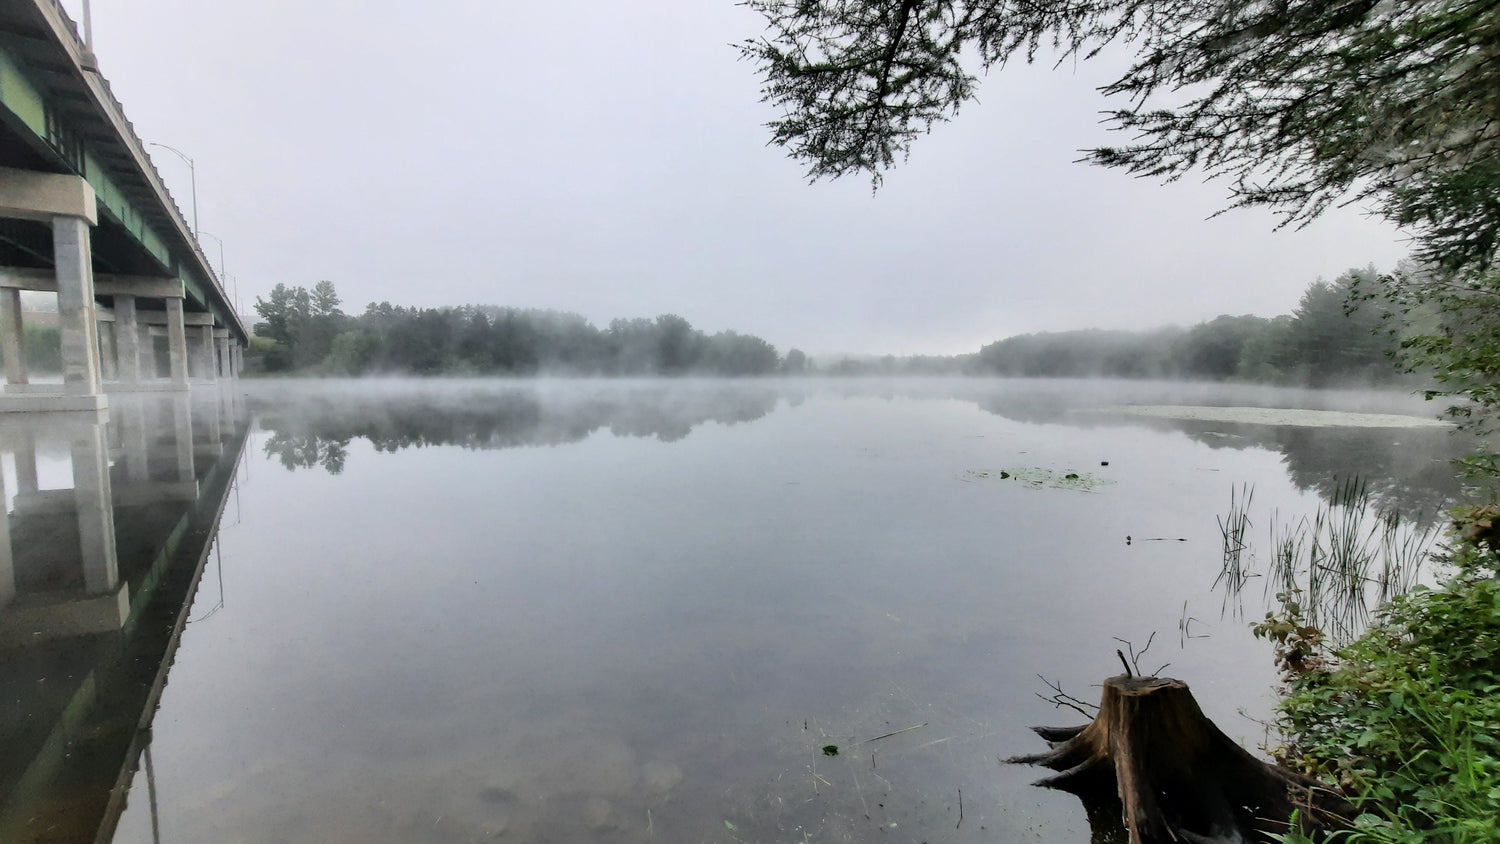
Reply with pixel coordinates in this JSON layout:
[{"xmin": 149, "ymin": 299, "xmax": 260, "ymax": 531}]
[
  {"xmin": 1356, "ymin": 264, "xmax": 1500, "ymax": 450},
  {"xmin": 252, "ymin": 283, "xmax": 785, "ymax": 377},
  {"xmin": 744, "ymin": 0, "xmax": 1500, "ymax": 274},
  {"xmin": 973, "ymin": 269, "xmax": 1405, "ymax": 383}
]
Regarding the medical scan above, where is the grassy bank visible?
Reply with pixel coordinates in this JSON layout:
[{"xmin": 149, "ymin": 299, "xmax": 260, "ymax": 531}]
[{"xmin": 1258, "ymin": 507, "xmax": 1500, "ymax": 843}]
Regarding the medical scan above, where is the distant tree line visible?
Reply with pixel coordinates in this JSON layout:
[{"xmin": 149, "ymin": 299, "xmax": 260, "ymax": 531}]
[
  {"xmin": 251, "ymin": 269, "xmax": 1414, "ymax": 386},
  {"xmin": 252, "ymin": 281, "xmax": 806, "ymax": 377},
  {"xmin": 818, "ymin": 354, "xmax": 975, "ymax": 377},
  {"xmin": 973, "ymin": 270, "xmax": 1404, "ymax": 386},
  {"xmin": 809, "ymin": 269, "xmax": 1412, "ymax": 386}
]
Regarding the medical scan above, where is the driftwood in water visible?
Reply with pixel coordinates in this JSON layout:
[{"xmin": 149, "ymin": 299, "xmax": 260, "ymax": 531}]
[{"xmin": 1009, "ymin": 675, "xmax": 1352, "ymax": 844}]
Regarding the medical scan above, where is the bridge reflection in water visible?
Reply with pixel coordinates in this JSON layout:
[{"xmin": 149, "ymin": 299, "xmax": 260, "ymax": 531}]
[{"xmin": 0, "ymin": 390, "xmax": 248, "ymax": 843}]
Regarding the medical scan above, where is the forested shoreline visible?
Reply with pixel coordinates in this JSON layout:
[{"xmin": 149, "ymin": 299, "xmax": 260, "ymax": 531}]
[
  {"xmin": 250, "ymin": 269, "xmax": 1415, "ymax": 388},
  {"xmin": 972, "ymin": 269, "xmax": 1408, "ymax": 386},
  {"xmin": 249, "ymin": 281, "xmax": 806, "ymax": 377}
]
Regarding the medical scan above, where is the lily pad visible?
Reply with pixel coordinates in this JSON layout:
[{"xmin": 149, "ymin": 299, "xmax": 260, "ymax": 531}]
[{"xmin": 960, "ymin": 466, "xmax": 1114, "ymax": 492}]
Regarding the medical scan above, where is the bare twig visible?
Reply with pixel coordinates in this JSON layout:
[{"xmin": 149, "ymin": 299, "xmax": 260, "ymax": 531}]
[
  {"xmin": 1035, "ymin": 674, "xmax": 1099, "ymax": 718},
  {"xmin": 1114, "ymin": 632, "xmax": 1160, "ymax": 676},
  {"xmin": 1179, "ymin": 601, "xmax": 1210, "ymax": 645},
  {"xmin": 860, "ymin": 723, "xmax": 927, "ymax": 744},
  {"xmin": 1136, "ymin": 630, "xmax": 1156, "ymax": 664}
]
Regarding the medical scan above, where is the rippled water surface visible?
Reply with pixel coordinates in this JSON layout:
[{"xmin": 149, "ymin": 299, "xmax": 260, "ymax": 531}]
[{"xmin": 0, "ymin": 378, "xmax": 1465, "ymax": 842}]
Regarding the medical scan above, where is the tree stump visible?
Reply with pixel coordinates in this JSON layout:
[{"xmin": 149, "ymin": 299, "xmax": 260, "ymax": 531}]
[{"xmin": 1009, "ymin": 675, "xmax": 1351, "ymax": 844}]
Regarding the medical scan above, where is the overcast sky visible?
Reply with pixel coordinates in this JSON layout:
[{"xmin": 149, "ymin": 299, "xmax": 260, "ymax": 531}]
[{"xmin": 63, "ymin": 0, "xmax": 1409, "ymax": 356}]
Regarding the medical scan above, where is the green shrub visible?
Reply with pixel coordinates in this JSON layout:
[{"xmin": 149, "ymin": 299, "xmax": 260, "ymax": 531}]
[{"xmin": 1259, "ymin": 532, "xmax": 1500, "ymax": 844}]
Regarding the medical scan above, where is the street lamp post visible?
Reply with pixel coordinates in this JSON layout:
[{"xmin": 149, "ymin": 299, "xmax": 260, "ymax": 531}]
[
  {"xmin": 198, "ymin": 230, "xmax": 240, "ymax": 314},
  {"xmin": 225, "ymin": 272, "xmax": 241, "ymax": 315},
  {"xmin": 198, "ymin": 230, "xmax": 226, "ymax": 279},
  {"xmin": 147, "ymin": 142, "xmax": 197, "ymax": 238}
]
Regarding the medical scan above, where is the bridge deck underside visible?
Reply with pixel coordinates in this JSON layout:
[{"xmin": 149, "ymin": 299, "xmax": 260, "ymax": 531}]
[{"xmin": 0, "ymin": 0, "xmax": 245, "ymax": 339}]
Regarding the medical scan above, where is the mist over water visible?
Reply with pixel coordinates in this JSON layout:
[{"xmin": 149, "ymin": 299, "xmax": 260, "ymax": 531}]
[
  {"xmin": 0, "ymin": 378, "xmax": 1466, "ymax": 842},
  {"xmin": 242, "ymin": 377, "xmax": 1469, "ymax": 519}
]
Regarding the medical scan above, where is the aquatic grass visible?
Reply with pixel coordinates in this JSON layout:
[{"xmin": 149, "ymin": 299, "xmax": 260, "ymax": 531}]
[
  {"xmin": 1217, "ymin": 483, "xmax": 1255, "ymax": 618},
  {"xmin": 1219, "ymin": 476, "xmax": 1438, "ymax": 646}
]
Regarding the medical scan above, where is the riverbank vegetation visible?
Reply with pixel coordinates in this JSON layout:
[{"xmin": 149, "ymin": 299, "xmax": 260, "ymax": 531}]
[
  {"xmin": 974, "ymin": 270, "xmax": 1406, "ymax": 385},
  {"xmin": 255, "ymin": 267, "xmax": 1425, "ymax": 387},
  {"xmin": 250, "ymin": 281, "xmax": 802, "ymax": 377},
  {"xmin": 822, "ymin": 269, "xmax": 1420, "ymax": 386},
  {"xmin": 1257, "ymin": 512, "xmax": 1500, "ymax": 844}
]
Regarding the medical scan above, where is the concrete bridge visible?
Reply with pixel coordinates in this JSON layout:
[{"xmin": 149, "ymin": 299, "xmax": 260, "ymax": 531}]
[{"xmin": 0, "ymin": 0, "xmax": 247, "ymax": 413}]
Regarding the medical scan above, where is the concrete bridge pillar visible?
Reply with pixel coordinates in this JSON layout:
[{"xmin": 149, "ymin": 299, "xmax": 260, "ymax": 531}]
[
  {"xmin": 114, "ymin": 294, "xmax": 142, "ymax": 384},
  {"xmin": 0, "ymin": 462, "xmax": 13, "ymax": 608},
  {"xmin": 0, "ymin": 415, "xmax": 128, "ymax": 646},
  {"xmin": 122, "ymin": 399, "xmax": 150, "ymax": 484},
  {"xmin": 14, "ymin": 435, "xmax": 38, "ymax": 494},
  {"xmin": 214, "ymin": 331, "xmax": 231, "ymax": 379},
  {"xmin": 53, "ymin": 216, "xmax": 103, "ymax": 398},
  {"xmin": 166, "ymin": 297, "xmax": 189, "ymax": 388},
  {"xmin": 1, "ymin": 288, "xmax": 26, "ymax": 387},
  {"xmin": 96, "ymin": 319, "xmax": 117, "ymax": 383},
  {"xmin": 140, "ymin": 321, "xmax": 156, "ymax": 379},
  {"xmin": 196, "ymin": 324, "xmax": 216, "ymax": 383},
  {"xmin": 70, "ymin": 417, "xmax": 118, "ymax": 593},
  {"xmin": 171, "ymin": 393, "xmax": 195, "ymax": 482},
  {"xmin": 202, "ymin": 389, "xmax": 223, "ymax": 449},
  {"xmin": 0, "ymin": 169, "xmax": 105, "ymax": 411}
]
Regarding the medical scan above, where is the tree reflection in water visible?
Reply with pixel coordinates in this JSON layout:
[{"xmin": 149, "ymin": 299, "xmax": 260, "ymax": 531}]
[
  {"xmin": 970, "ymin": 383, "xmax": 1477, "ymax": 521},
  {"xmin": 251, "ymin": 382, "xmax": 783, "ymax": 474},
  {"xmin": 252, "ymin": 381, "xmax": 1478, "ymax": 525}
]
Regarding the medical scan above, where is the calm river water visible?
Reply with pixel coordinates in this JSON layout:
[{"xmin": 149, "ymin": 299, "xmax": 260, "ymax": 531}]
[{"xmin": 0, "ymin": 378, "xmax": 1465, "ymax": 843}]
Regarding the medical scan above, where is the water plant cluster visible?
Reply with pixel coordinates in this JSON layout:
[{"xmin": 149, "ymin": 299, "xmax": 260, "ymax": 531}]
[{"xmin": 1217, "ymin": 480, "xmax": 1436, "ymax": 634}]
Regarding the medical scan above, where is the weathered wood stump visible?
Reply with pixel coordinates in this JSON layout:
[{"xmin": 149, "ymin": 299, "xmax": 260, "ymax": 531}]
[{"xmin": 1009, "ymin": 675, "xmax": 1351, "ymax": 844}]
